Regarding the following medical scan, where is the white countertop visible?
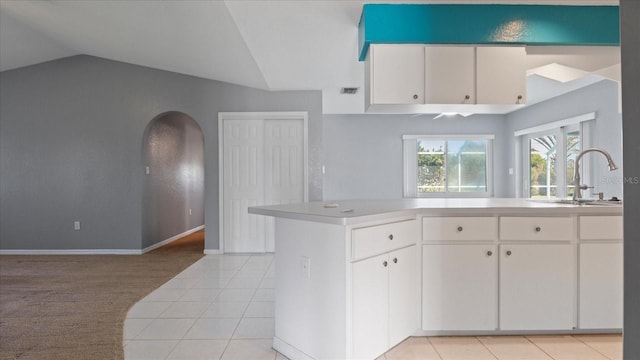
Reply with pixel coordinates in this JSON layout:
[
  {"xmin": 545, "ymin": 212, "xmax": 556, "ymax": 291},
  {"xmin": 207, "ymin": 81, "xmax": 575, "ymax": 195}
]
[{"xmin": 248, "ymin": 198, "xmax": 622, "ymax": 225}]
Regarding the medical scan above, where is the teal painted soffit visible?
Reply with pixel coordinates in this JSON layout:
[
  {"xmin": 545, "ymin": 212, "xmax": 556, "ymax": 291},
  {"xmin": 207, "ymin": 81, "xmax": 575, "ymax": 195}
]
[{"xmin": 359, "ymin": 4, "xmax": 620, "ymax": 61}]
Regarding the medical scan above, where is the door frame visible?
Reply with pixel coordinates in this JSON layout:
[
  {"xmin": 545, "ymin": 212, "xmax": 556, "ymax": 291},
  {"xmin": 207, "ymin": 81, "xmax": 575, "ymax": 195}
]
[{"xmin": 218, "ymin": 112, "xmax": 309, "ymax": 254}]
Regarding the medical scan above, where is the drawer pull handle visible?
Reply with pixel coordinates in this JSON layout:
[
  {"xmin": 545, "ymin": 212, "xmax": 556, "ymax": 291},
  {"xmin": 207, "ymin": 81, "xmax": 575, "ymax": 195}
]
[
  {"xmin": 413, "ymin": 94, "xmax": 419, "ymax": 100},
  {"xmin": 388, "ymin": 234, "xmax": 394, "ymax": 240},
  {"xmin": 393, "ymin": 258, "xmax": 398, "ymax": 264},
  {"xmin": 487, "ymin": 251, "xmax": 493, "ymax": 256},
  {"xmin": 457, "ymin": 226, "xmax": 463, "ymax": 232},
  {"xmin": 506, "ymin": 250, "xmax": 512, "ymax": 256},
  {"xmin": 383, "ymin": 261, "xmax": 388, "ymax": 267},
  {"xmin": 535, "ymin": 226, "xmax": 541, "ymax": 232}
]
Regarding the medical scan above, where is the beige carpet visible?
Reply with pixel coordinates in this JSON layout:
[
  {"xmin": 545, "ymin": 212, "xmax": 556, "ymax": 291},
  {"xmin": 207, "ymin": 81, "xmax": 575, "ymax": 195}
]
[{"xmin": 0, "ymin": 231, "xmax": 205, "ymax": 360}]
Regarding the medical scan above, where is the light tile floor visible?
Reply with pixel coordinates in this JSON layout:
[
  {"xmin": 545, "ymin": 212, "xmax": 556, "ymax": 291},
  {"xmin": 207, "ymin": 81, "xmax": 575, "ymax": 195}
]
[
  {"xmin": 124, "ymin": 254, "xmax": 622, "ymax": 360},
  {"xmin": 124, "ymin": 254, "xmax": 279, "ymax": 360}
]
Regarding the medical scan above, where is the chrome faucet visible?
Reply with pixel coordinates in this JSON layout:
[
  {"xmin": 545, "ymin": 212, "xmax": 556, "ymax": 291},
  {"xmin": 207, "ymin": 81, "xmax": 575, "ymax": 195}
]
[{"xmin": 573, "ymin": 148, "xmax": 618, "ymax": 201}]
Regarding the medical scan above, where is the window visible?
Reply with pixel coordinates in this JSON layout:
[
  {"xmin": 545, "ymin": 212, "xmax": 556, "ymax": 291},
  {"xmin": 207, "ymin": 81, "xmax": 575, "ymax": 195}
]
[
  {"xmin": 565, "ymin": 126, "xmax": 582, "ymax": 197},
  {"xmin": 404, "ymin": 135, "xmax": 493, "ymax": 197},
  {"xmin": 516, "ymin": 113, "xmax": 594, "ymax": 199},
  {"xmin": 529, "ymin": 132, "xmax": 558, "ymax": 198}
]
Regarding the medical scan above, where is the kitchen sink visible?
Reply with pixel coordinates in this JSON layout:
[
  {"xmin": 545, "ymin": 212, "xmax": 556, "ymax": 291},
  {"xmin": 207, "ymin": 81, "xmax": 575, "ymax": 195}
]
[{"xmin": 528, "ymin": 199, "xmax": 622, "ymax": 206}]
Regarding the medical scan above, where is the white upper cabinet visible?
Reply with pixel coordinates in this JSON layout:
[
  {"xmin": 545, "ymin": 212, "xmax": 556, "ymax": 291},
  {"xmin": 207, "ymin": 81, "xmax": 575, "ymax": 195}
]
[
  {"xmin": 424, "ymin": 46, "xmax": 476, "ymax": 104},
  {"xmin": 367, "ymin": 44, "xmax": 527, "ymax": 109},
  {"xmin": 368, "ymin": 44, "xmax": 425, "ymax": 104},
  {"xmin": 476, "ymin": 46, "xmax": 527, "ymax": 104}
]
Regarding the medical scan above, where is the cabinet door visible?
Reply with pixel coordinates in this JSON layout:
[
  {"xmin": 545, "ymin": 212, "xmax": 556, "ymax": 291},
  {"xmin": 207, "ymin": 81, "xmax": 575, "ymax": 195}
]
[
  {"xmin": 499, "ymin": 244, "xmax": 575, "ymax": 330},
  {"xmin": 424, "ymin": 46, "xmax": 475, "ymax": 104},
  {"xmin": 352, "ymin": 253, "xmax": 389, "ymax": 359},
  {"xmin": 388, "ymin": 245, "xmax": 417, "ymax": 347},
  {"xmin": 422, "ymin": 245, "xmax": 497, "ymax": 331},
  {"xmin": 579, "ymin": 243, "xmax": 623, "ymax": 329},
  {"xmin": 476, "ymin": 46, "xmax": 526, "ymax": 104},
  {"xmin": 370, "ymin": 44, "xmax": 425, "ymax": 104}
]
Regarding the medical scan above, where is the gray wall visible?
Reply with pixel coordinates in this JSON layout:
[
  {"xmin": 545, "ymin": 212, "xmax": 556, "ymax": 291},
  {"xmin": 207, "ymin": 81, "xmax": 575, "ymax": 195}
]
[
  {"xmin": 322, "ymin": 114, "xmax": 509, "ymax": 200},
  {"xmin": 505, "ymin": 80, "xmax": 622, "ymax": 198},
  {"xmin": 142, "ymin": 111, "xmax": 204, "ymax": 249},
  {"xmin": 620, "ymin": 1, "xmax": 640, "ymax": 358},
  {"xmin": 323, "ymin": 80, "xmax": 621, "ymax": 202},
  {"xmin": 0, "ymin": 55, "xmax": 322, "ymax": 251}
]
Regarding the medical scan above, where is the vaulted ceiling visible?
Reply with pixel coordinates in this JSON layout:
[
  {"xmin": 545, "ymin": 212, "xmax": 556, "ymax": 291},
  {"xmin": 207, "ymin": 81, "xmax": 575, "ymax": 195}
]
[{"xmin": 0, "ymin": 0, "xmax": 620, "ymax": 114}]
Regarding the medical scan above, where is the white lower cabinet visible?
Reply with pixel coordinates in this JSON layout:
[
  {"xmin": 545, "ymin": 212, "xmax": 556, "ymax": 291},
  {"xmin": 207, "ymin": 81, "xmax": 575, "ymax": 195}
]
[
  {"xmin": 352, "ymin": 252, "xmax": 389, "ymax": 359},
  {"xmin": 352, "ymin": 245, "xmax": 417, "ymax": 359},
  {"xmin": 269, "ymin": 211, "xmax": 622, "ymax": 360},
  {"xmin": 579, "ymin": 243, "xmax": 623, "ymax": 329},
  {"xmin": 499, "ymin": 244, "xmax": 575, "ymax": 330},
  {"xmin": 389, "ymin": 246, "xmax": 418, "ymax": 346},
  {"xmin": 422, "ymin": 244, "xmax": 497, "ymax": 331},
  {"xmin": 578, "ymin": 216, "xmax": 623, "ymax": 329}
]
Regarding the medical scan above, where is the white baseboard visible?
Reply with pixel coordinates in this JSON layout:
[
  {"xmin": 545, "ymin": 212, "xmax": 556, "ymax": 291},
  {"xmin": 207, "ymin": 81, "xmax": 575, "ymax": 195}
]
[
  {"xmin": 0, "ymin": 225, "xmax": 205, "ymax": 256},
  {"xmin": 0, "ymin": 249, "xmax": 142, "ymax": 255},
  {"xmin": 141, "ymin": 225, "xmax": 205, "ymax": 254},
  {"xmin": 272, "ymin": 337, "xmax": 314, "ymax": 360},
  {"xmin": 204, "ymin": 249, "xmax": 223, "ymax": 255}
]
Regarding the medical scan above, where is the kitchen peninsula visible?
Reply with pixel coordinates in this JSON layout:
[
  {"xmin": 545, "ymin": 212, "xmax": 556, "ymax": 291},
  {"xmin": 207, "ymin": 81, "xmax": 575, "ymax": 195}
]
[{"xmin": 249, "ymin": 198, "xmax": 623, "ymax": 360}]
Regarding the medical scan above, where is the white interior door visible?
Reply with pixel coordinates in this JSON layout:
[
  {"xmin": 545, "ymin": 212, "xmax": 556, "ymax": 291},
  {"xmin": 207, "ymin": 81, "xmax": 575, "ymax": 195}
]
[
  {"xmin": 264, "ymin": 119, "xmax": 305, "ymax": 252},
  {"xmin": 223, "ymin": 119, "xmax": 266, "ymax": 253},
  {"xmin": 220, "ymin": 113, "xmax": 306, "ymax": 253}
]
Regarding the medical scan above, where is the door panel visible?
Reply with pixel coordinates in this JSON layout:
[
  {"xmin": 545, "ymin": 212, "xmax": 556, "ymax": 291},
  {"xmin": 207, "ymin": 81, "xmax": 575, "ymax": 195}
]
[
  {"xmin": 499, "ymin": 244, "xmax": 574, "ymax": 330},
  {"xmin": 222, "ymin": 116, "xmax": 305, "ymax": 253},
  {"xmin": 389, "ymin": 245, "xmax": 418, "ymax": 347},
  {"xmin": 422, "ymin": 244, "xmax": 497, "ymax": 331},
  {"xmin": 264, "ymin": 120, "xmax": 305, "ymax": 252},
  {"xmin": 223, "ymin": 120, "xmax": 265, "ymax": 253},
  {"xmin": 579, "ymin": 243, "xmax": 623, "ymax": 329},
  {"xmin": 352, "ymin": 253, "xmax": 389, "ymax": 360}
]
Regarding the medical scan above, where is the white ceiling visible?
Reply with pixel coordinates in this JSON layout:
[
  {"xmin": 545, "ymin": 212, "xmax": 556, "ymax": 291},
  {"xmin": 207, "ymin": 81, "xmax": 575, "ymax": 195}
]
[{"xmin": 0, "ymin": 0, "xmax": 620, "ymax": 114}]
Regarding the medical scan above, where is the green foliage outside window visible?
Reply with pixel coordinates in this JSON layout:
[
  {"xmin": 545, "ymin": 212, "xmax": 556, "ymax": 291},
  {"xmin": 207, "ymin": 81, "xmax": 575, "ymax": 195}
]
[{"xmin": 417, "ymin": 139, "xmax": 487, "ymax": 194}]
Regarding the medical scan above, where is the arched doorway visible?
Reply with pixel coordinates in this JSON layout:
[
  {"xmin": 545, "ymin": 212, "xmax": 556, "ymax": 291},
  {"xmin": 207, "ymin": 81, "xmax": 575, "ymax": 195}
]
[{"xmin": 142, "ymin": 111, "xmax": 205, "ymax": 252}]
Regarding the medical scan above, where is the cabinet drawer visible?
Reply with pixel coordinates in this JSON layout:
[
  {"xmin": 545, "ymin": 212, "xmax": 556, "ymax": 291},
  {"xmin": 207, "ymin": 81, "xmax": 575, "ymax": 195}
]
[
  {"xmin": 422, "ymin": 217, "xmax": 497, "ymax": 242},
  {"xmin": 500, "ymin": 217, "xmax": 573, "ymax": 241},
  {"xmin": 579, "ymin": 216, "xmax": 623, "ymax": 240},
  {"xmin": 352, "ymin": 220, "xmax": 416, "ymax": 259}
]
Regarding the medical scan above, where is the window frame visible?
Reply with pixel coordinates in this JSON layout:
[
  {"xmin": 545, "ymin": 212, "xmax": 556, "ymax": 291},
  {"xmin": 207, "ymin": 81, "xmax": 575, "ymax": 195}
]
[
  {"xmin": 403, "ymin": 134, "xmax": 494, "ymax": 198},
  {"xmin": 515, "ymin": 112, "xmax": 594, "ymax": 199},
  {"xmin": 522, "ymin": 128, "xmax": 563, "ymax": 199}
]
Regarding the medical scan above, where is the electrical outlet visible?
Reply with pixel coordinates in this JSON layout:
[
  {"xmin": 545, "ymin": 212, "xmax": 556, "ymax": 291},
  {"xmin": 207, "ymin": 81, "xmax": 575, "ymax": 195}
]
[
  {"xmin": 74, "ymin": 221, "xmax": 81, "ymax": 230},
  {"xmin": 301, "ymin": 256, "xmax": 311, "ymax": 278},
  {"xmin": 189, "ymin": 208, "xmax": 192, "ymax": 216}
]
